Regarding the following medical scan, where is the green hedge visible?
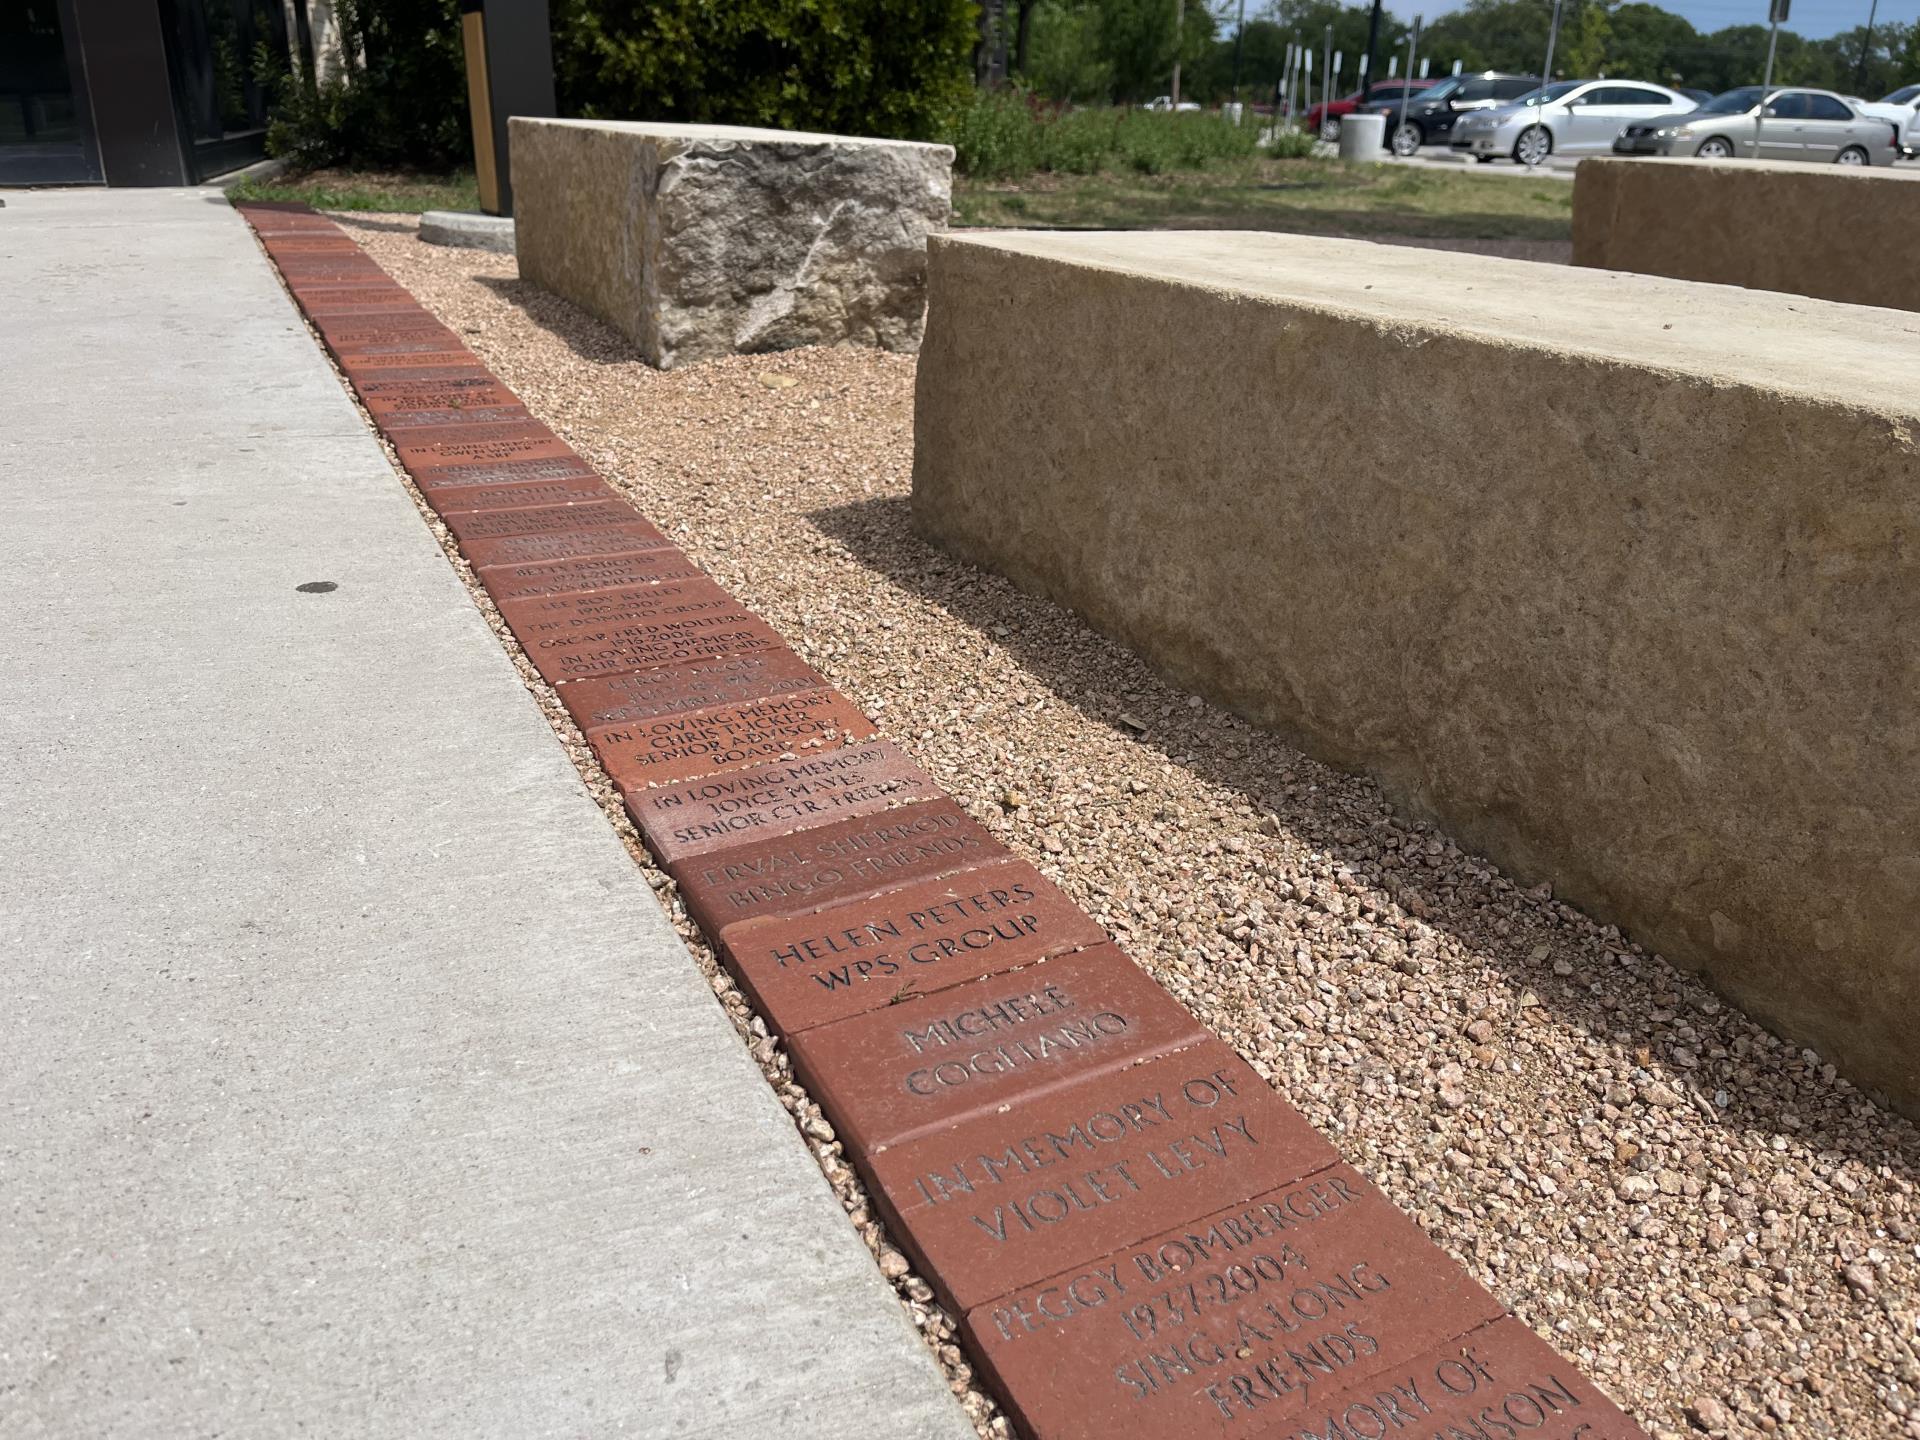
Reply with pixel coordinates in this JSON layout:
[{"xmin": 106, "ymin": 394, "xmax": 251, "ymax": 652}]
[
  {"xmin": 940, "ymin": 91, "xmax": 1269, "ymax": 180},
  {"xmin": 268, "ymin": 0, "xmax": 977, "ymax": 169}
]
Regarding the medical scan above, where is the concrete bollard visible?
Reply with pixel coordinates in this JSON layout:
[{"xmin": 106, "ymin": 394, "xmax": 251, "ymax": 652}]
[{"xmin": 1338, "ymin": 112, "xmax": 1386, "ymax": 159}]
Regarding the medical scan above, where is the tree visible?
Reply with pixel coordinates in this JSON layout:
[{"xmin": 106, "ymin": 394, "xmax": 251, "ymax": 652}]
[
  {"xmin": 1027, "ymin": 0, "xmax": 1117, "ymax": 99},
  {"xmin": 551, "ymin": 0, "xmax": 977, "ymax": 140}
]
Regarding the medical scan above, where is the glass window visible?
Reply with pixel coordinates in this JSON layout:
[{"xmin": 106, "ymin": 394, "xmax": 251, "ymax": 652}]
[
  {"xmin": 1456, "ymin": 79, "xmax": 1496, "ymax": 101},
  {"xmin": 1517, "ymin": 81, "xmax": 1585, "ymax": 106},
  {"xmin": 1765, "ymin": 92, "xmax": 1811, "ymax": 119},
  {"xmin": 1701, "ymin": 87, "xmax": 1764, "ymax": 114},
  {"xmin": 1613, "ymin": 87, "xmax": 1673, "ymax": 106},
  {"xmin": 1418, "ymin": 78, "xmax": 1462, "ymax": 104},
  {"xmin": 1881, "ymin": 85, "xmax": 1920, "ymax": 105},
  {"xmin": 1803, "ymin": 94, "xmax": 1853, "ymax": 121},
  {"xmin": 1494, "ymin": 78, "xmax": 1539, "ymax": 99}
]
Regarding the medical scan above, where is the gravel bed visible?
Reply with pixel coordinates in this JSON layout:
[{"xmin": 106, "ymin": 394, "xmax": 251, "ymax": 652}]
[{"xmin": 341, "ymin": 213, "xmax": 1917, "ymax": 1440}]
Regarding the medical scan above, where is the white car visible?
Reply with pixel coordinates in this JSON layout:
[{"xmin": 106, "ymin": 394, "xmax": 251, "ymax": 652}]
[
  {"xmin": 1451, "ymin": 78, "xmax": 1694, "ymax": 165},
  {"xmin": 1853, "ymin": 83, "xmax": 1920, "ymax": 157},
  {"xmin": 1145, "ymin": 96, "xmax": 1202, "ymax": 113}
]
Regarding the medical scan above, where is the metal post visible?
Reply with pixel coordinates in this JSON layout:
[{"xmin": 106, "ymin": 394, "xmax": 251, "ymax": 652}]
[
  {"xmin": 1322, "ymin": 26, "xmax": 1333, "ymax": 127},
  {"xmin": 1541, "ymin": 0, "xmax": 1564, "ymax": 87},
  {"xmin": 1854, "ymin": 0, "xmax": 1879, "ymax": 92},
  {"xmin": 459, "ymin": 0, "xmax": 556, "ymax": 216},
  {"xmin": 1396, "ymin": 18, "xmax": 1420, "ymax": 152},
  {"xmin": 1171, "ymin": 0, "xmax": 1184, "ymax": 107},
  {"xmin": 1362, "ymin": 0, "xmax": 1384, "ymax": 105},
  {"xmin": 1232, "ymin": 0, "xmax": 1247, "ymax": 101}
]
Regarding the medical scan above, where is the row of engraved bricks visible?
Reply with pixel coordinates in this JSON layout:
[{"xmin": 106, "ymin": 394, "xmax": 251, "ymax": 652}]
[{"xmin": 238, "ymin": 202, "xmax": 1647, "ymax": 1440}]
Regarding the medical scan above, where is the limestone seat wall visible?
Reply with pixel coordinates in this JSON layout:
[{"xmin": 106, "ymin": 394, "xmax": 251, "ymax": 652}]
[
  {"xmin": 1573, "ymin": 156, "xmax": 1920, "ymax": 312},
  {"xmin": 510, "ymin": 119, "xmax": 954, "ymax": 369},
  {"xmin": 911, "ymin": 229, "xmax": 1920, "ymax": 1116}
]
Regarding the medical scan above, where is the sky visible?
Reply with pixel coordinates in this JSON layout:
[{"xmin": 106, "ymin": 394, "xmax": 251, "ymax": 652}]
[{"xmin": 1652, "ymin": 0, "xmax": 1915, "ymax": 39}]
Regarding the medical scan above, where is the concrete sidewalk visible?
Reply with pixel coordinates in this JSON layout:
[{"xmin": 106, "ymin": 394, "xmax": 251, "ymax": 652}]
[{"xmin": 0, "ymin": 189, "xmax": 972, "ymax": 1439}]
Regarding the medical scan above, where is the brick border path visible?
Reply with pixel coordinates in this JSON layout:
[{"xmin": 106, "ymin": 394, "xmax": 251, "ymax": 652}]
[{"xmin": 238, "ymin": 201, "xmax": 1649, "ymax": 1440}]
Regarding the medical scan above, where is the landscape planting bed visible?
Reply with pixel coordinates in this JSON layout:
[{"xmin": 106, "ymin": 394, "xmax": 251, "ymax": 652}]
[{"xmin": 251, "ymin": 205, "xmax": 1920, "ymax": 1440}]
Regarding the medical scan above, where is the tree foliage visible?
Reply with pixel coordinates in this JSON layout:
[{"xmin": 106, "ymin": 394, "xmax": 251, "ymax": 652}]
[
  {"xmin": 264, "ymin": 0, "xmax": 471, "ymax": 170},
  {"xmin": 551, "ymin": 0, "xmax": 977, "ymax": 139}
]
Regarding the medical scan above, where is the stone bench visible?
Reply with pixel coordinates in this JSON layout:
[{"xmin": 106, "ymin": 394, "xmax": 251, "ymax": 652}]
[
  {"xmin": 510, "ymin": 119, "xmax": 953, "ymax": 368},
  {"xmin": 1573, "ymin": 156, "xmax": 1920, "ymax": 312},
  {"xmin": 912, "ymin": 229, "xmax": 1920, "ymax": 1116}
]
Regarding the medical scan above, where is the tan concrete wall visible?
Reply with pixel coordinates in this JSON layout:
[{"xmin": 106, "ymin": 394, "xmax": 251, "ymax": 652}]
[
  {"xmin": 912, "ymin": 230, "xmax": 1920, "ymax": 1116},
  {"xmin": 1573, "ymin": 157, "xmax": 1920, "ymax": 312},
  {"xmin": 511, "ymin": 119, "xmax": 952, "ymax": 369}
]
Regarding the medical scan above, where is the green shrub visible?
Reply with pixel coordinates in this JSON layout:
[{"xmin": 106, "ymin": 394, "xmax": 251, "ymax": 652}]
[
  {"xmin": 262, "ymin": 0, "xmax": 470, "ymax": 171},
  {"xmin": 944, "ymin": 89, "xmax": 1043, "ymax": 180},
  {"xmin": 551, "ymin": 0, "xmax": 976, "ymax": 142},
  {"xmin": 1265, "ymin": 127, "xmax": 1318, "ymax": 159},
  {"xmin": 939, "ymin": 92, "xmax": 1264, "ymax": 180}
]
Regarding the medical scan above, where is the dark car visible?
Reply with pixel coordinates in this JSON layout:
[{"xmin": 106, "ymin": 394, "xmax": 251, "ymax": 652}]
[
  {"xmin": 1302, "ymin": 78, "xmax": 1437, "ymax": 140},
  {"xmin": 1365, "ymin": 71, "xmax": 1541, "ymax": 155}
]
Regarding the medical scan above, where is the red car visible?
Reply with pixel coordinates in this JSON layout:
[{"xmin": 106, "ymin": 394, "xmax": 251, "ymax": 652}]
[{"xmin": 1303, "ymin": 78, "xmax": 1437, "ymax": 140}]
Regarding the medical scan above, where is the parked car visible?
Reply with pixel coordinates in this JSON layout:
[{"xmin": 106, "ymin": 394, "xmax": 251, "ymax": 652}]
[
  {"xmin": 1854, "ymin": 83, "xmax": 1920, "ymax": 156},
  {"xmin": 1612, "ymin": 86, "xmax": 1900, "ymax": 164},
  {"xmin": 1452, "ymin": 79, "xmax": 1694, "ymax": 164},
  {"xmin": 1677, "ymin": 87, "xmax": 1714, "ymax": 106},
  {"xmin": 1145, "ymin": 96, "xmax": 1202, "ymax": 113},
  {"xmin": 1363, "ymin": 72, "xmax": 1541, "ymax": 156},
  {"xmin": 1303, "ymin": 79, "xmax": 1436, "ymax": 140}
]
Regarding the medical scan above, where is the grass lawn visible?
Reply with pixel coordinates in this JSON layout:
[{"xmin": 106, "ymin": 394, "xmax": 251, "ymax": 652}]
[
  {"xmin": 227, "ymin": 168, "xmax": 480, "ymax": 214},
  {"xmin": 954, "ymin": 157, "xmax": 1573, "ymax": 242}
]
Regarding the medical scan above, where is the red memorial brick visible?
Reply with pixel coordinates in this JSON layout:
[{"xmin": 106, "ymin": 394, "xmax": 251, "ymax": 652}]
[
  {"xmin": 397, "ymin": 434, "xmax": 584, "ymax": 482},
  {"xmin": 861, "ymin": 1043, "xmax": 1342, "ymax": 1318},
  {"xmin": 407, "ymin": 453, "xmax": 598, "ymax": 490},
  {"xmin": 561, "ymin": 647, "xmax": 829, "ymax": 732},
  {"xmin": 785, "ymin": 944, "xmax": 1212, "ymax": 1155},
  {"xmin": 589, "ymin": 686, "xmax": 877, "ymax": 792},
  {"xmin": 958, "ymin": 1160, "xmax": 1509, "ymax": 1438},
  {"xmin": 622, "ymin": 735, "xmax": 936, "ymax": 866},
  {"xmin": 719, "ymin": 859, "xmax": 1105, "ymax": 1036},
  {"xmin": 360, "ymin": 381, "xmax": 521, "ymax": 414},
  {"xmin": 421, "ymin": 473, "xmax": 617, "ymax": 515},
  {"xmin": 479, "ymin": 546, "xmax": 707, "ymax": 604},
  {"xmin": 1196, "ymin": 1317, "xmax": 1647, "ymax": 1439},
  {"xmin": 443, "ymin": 499, "xmax": 653, "ymax": 544},
  {"xmin": 502, "ymin": 603, "xmax": 785, "ymax": 686},
  {"xmin": 465, "ymin": 525, "xmax": 688, "ymax": 575},
  {"xmin": 378, "ymin": 405, "xmax": 537, "ymax": 434},
  {"xmin": 670, "ymin": 797, "xmax": 1008, "ymax": 939},
  {"xmin": 493, "ymin": 577, "xmax": 761, "ymax": 676}
]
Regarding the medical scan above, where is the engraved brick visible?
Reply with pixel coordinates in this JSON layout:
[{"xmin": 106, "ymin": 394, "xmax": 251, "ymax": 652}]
[
  {"xmin": 562, "ymin": 647, "xmax": 827, "ymax": 731},
  {"xmin": 622, "ymin": 734, "xmax": 934, "ymax": 866},
  {"xmin": 958, "ymin": 1159, "xmax": 1508, "ymax": 1438},
  {"xmin": 478, "ymin": 546, "xmax": 708, "ymax": 604},
  {"xmin": 461, "ymin": 522, "xmax": 680, "ymax": 572},
  {"xmin": 670, "ymin": 797, "xmax": 1007, "ymax": 938},
  {"xmin": 785, "ymin": 944, "xmax": 1210, "ymax": 1154},
  {"xmin": 421, "ymin": 472, "xmax": 617, "ymax": 515},
  {"xmin": 590, "ymin": 686, "xmax": 875, "ymax": 791},
  {"xmin": 397, "ymin": 432, "xmax": 582, "ymax": 477},
  {"xmin": 718, "ymin": 858, "xmax": 1105, "ymax": 1035},
  {"xmin": 861, "ymin": 1042, "xmax": 1341, "ymax": 1318}
]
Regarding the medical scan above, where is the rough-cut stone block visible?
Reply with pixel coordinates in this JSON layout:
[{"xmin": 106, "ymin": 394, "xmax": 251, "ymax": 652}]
[
  {"xmin": 1573, "ymin": 157, "xmax": 1920, "ymax": 312},
  {"xmin": 912, "ymin": 228, "xmax": 1920, "ymax": 1119},
  {"xmin": 511, "ymin": 119, "xmax": 954, "ymax": 369}
]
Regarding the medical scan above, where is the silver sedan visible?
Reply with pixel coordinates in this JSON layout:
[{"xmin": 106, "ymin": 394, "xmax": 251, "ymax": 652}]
[
  {"xmin": 1452, "ymin": 79, "xmax": 1692, "ymax": 165},
  {"xmin": 1613, "ymin": 86, "xmax": 1900, "ymax": 164}
]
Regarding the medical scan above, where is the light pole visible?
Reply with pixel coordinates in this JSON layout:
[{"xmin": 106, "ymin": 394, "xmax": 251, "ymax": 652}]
[{"xmin": 1854, "ymin": 0, "xmax": 1879, "ymax": 92}]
